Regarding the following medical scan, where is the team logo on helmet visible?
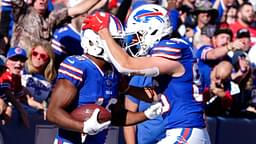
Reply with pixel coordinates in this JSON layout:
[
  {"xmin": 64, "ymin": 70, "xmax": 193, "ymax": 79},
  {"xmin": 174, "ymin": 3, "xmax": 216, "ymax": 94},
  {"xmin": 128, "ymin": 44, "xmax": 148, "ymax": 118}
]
[{"xmin": 133, "ymin": 10, "xmax": 164, "ymax": 23}]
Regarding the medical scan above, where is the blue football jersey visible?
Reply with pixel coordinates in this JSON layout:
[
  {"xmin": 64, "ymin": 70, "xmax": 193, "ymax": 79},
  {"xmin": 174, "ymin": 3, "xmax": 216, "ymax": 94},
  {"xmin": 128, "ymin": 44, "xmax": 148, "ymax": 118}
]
[
  {"xmin": 149, "ymin": 38, "xmax": 206, "ymax": 129},
  {"xmin": 56, "ymin": 55, "xmax": 120, "ymax": 144},
  {"xmin": 21, "ymin": 68, "xmax": 52, "ymax": 102},
  {"xmin": 51, "ymin": 24, "xmax": 83, "ymax": 65},
  {"xmin": 196, "ymin": 45, "xmax": 219, "ymax": 89},
  {"xmin": 128, "ymin": 76, "xmax": 166, "ymax": 144}
]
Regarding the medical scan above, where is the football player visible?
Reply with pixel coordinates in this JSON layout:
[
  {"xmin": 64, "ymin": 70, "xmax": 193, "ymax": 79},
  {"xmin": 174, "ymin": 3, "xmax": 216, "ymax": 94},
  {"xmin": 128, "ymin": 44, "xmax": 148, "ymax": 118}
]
[
  {"xmin": 47, "ymin": 13, "xmax": 165, "ymax": 144},
  {"xmin": 84, "ymin": 4, "xmax": 210, "ymax": 144}
]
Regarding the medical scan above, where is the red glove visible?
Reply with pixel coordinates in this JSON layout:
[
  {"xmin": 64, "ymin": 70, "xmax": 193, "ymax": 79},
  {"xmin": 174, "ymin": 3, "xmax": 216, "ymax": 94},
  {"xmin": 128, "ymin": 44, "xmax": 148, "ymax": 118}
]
[
  {"xmin": 221, "ymin": 91, "xmax": 233, "ymax": 109},
  {"xmin": 82, "ymin": 11, "xmax": 110, "ymax": 33},
  {"xmin": 108, "ymin": 0, "xmax": 118, "ymax": 9}
]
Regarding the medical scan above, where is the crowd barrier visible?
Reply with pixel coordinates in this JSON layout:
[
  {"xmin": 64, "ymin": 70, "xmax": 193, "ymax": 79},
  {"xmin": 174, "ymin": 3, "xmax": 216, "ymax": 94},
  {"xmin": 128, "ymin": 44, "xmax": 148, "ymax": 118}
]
[{"xmin": 1, "ymin": 114, "xmax": 256, "ymax": 144}]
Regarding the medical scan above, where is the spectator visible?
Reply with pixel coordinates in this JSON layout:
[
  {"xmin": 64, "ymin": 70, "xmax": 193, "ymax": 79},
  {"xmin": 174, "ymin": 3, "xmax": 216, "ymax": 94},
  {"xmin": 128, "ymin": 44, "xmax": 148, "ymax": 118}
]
[
  {"xmin": 195, "ymin": 27, "xmax": 239, "ymax": 86},
  {"xmin": 0, "ymin": 55, "xmax": 12, "ymax": 126},
  {"xmin": 193, "ymin": 0, "xmax": 218, "ymax": 34},
  {"xmin": 0, "ymin": 56, "xmax": 15, "ymax": 144},
  {"xmin": 235, "ymin": 28, "xmax": 251, "ymax": 52},
  {"xmin": 177, "ymin": 5, "xmax": 196, "ymax": 40},
  {"xmin": 1, "ymin": 47, "xmax": 30, "ymax": 127},
  {"xmin": 21, "ymin": 41, "xmax": 56, "ymax": 120},
  {"xmin": 0, "ymin": 0, "xmax": 14, "ymax": 48},
  {"xmin": 0, "ymin": 0, "xmax": 54, "ymax": 53},
  {"xmin": 230, "ymin": 50, "xmax": 253, "ymax": 117},
  {"xmin": 51, "ymin": 0, "xmax": 87, "ymax": 67},
  {"xmin": 231, "ymin": 29, "xmax": 252, "ymax": 92},
  {"xmin": 5, "ymin": 47, "xmax": 27, "ymax": 90},
  {"xmin": 195, "ymin": 26, "xmax": 245, "ymax": 116},
  {"xmin": 204, "ymin": 61, "xmax": 233, "ymax": 116},
  {"xmin": 229, "ymin": 29, "xmax": 252, "ymax": 115},
  {"xmin": 229, "ymin": 2, "xmax": 256, "ymax": 45},
  {"xmin": 212, "ymin": 0, "xmax": 236, "ymax": 23},
  {"xmin": 225, "ymin": 5, "xmax": 238, "ymax": 25},
  {"xmin": 10, "ymin": 0, "xmax": 107, "ymax": 50}
]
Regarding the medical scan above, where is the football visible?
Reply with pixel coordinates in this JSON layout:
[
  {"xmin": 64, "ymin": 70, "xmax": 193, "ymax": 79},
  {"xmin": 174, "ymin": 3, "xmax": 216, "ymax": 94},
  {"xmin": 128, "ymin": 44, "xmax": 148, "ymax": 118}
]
[{"xmin": 70, "ymin": 104, "xmax": 111, "ymax": 123}]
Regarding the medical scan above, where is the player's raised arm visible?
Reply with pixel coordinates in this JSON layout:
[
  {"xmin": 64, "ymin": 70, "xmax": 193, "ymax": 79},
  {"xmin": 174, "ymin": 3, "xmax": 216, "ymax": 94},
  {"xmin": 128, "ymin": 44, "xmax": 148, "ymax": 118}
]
[
  {"xmin": 68, "ymin": 0, "xmax": 107, "ymax": 17},
  {"xmin": 82, "ymin": 8, "xmax": 183, "ymax": 77}
]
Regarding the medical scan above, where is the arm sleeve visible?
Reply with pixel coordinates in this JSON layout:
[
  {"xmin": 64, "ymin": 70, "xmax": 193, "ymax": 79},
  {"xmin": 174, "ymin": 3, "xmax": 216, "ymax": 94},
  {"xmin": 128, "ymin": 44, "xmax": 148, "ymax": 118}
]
[
  {"xmin": 196, "ymin": 45, "xmax": 214, "ymax": 60},
  {"xmin": 57, "ymin": 57, "xmax": 84, "ymax": 87}
]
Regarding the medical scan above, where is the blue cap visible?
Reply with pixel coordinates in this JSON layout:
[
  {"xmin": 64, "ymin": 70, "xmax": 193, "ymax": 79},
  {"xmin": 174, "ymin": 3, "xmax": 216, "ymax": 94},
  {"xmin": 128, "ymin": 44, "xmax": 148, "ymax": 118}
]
[{"xmin": 7, "ymin": 47, "xmax": 27, "ymax": 59}]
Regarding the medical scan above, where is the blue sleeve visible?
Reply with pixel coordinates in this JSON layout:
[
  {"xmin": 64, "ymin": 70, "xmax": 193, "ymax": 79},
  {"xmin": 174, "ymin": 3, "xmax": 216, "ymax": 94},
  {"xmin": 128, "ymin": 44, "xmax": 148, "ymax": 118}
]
[
  {"xmin": 168, "ymin": 9, "xmax": 179, "ymax": 31},
  {"xmin": 57, "ymin": 56, "xmax": 85, "ymax": 87},
  {"xmin": 196, "ymin": 45, "xmax": 213, "ymax": 60},
  {"xmin": 150, "ymin": 39, "xmax": 184, "ymax": 60}
]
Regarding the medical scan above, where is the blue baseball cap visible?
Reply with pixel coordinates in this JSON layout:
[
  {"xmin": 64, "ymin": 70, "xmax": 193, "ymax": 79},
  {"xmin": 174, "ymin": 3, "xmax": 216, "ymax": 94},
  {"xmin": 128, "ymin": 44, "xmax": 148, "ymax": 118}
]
[{"xmin": 7, "ymin": 47, "xmax": 27, "ymax": 60}]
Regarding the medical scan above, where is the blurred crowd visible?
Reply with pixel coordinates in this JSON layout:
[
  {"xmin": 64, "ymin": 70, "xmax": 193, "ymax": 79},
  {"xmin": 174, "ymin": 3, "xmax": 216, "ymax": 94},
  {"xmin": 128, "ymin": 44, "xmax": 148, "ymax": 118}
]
[{"xmin": 1, "ymin": 0, "xmax": 256, "ymax": 143}]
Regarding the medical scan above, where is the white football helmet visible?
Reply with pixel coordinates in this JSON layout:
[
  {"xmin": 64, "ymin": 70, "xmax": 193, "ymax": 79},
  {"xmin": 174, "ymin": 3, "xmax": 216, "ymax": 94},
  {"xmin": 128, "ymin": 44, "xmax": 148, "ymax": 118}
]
[
  {"xmin": 81, "ymin": 12, "xmax": 125, "ymax": 62},
  {"xmin": 125, "ymin": 4, "xmax": 172, "ymax": 57}
]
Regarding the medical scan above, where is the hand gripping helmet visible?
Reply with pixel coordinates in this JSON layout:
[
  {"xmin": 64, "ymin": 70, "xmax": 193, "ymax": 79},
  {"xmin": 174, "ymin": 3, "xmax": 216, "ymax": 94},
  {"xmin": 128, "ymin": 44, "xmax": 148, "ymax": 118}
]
[
  {"xmin": 125, "ymin": 4, "xmax": 172, "ymax": 57},
  {"xmin": 81, "ymin": 12, "xmax": 125, "ymax": 62}
]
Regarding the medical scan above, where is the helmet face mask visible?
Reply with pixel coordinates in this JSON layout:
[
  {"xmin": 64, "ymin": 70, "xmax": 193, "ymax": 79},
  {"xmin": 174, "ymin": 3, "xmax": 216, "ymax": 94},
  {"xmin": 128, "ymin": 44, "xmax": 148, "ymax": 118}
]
[
  {"xmin": 125, "ymin": 32, "xmax": 142, "ymax": 57},
  {"xmin": 125, "ymin": 4, "xmax": 172, "ymax": 57},
  {"xmin": 81, "ymin": 13, "xmax": 125, "ymax": 62},
  {"xmin": 114, "ymin": 37, "xmax": 126, "ymax": 48}
]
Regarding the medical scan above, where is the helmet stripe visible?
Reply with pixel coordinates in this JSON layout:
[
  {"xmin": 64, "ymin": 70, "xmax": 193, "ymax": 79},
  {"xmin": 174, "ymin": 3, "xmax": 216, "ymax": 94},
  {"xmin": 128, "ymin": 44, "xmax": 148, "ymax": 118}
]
[
  {"xmin": 137, "ymin": 12, "xmax": 163, "ymax": 18},
  {"xmin": 112, "ymin": 16, "xmax": 122, "ymax": 31}
]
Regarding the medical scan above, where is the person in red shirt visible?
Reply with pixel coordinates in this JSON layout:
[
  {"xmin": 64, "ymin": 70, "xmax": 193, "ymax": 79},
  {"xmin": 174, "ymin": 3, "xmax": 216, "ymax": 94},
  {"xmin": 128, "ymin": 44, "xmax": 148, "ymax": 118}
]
[
  {"xmin": 0, "ymin": 48, "xmax": 30, "ymax": 127},
  {"xmin": 0, "ymin": 56, "xmax": 10, "ymax": 120},
  {"xmin": 229, "ymin": 2, "xmax": 256, "ymax": 45}
]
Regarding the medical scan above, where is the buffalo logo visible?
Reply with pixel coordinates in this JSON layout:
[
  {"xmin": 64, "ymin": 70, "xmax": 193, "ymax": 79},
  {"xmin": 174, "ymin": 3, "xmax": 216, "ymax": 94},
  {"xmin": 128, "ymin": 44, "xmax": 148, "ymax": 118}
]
[
  {"xmin": 133, "ymin": 10, "xmax": 164, "ymax": 23},
  {"xmin": 15, "ymin": 47, "xmax": 23, "ymax": 54}
]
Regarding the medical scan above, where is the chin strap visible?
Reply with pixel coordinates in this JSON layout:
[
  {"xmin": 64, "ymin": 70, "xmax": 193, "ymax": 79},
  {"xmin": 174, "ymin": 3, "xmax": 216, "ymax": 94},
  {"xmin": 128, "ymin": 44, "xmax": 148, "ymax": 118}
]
[{"xmin": 102, "ymin": 40, "xmax": 160, "ymax": 77}]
